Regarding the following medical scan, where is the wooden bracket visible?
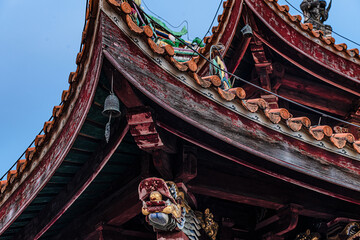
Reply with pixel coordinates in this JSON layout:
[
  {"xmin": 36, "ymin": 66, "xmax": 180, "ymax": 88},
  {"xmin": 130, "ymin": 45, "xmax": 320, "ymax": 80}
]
[
  {"xmin": 127, "ymin": 107, "xmax": 164, "ymax": 152},
  {"xmin": 256, "ymin": 204, "xmax": 301, "ymax": 238}
]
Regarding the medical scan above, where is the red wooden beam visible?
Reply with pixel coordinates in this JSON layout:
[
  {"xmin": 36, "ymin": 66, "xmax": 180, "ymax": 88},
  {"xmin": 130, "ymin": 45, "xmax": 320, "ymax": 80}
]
[
  {"xmin": 246, "ymin": 0, "xmax": 360, "ymax": 96},
  {"xmin": 103, "ymin": 63, "xmax": 144, "ymax": 109},
  {"xmin": 101, "ymin": 14, "xmax": 360, "ymax": 208}
]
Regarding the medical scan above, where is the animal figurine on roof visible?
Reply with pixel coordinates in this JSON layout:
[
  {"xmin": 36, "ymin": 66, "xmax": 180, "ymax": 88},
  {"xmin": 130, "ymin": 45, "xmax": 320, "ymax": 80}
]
[{"xmin": 300, "ymin": 0, "xmax": 332, "ymax": 36}]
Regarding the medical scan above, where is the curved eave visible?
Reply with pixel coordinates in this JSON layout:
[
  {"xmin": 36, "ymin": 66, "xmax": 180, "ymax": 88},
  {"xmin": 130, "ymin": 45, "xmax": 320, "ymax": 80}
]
[
  {"xmin": 0, "ymin": 0, "xmax": 102, "ymax": 234},
  {"xmin": 100, "ymin": 3, "xmax": 360, "ymax": 206},
  {"xmin": 245, "ymin": 0, "xmax": 360, "ymax": 95},
  {"xmin": 197, "ymin": 0, "xmax": 243, "ymax": 75}
]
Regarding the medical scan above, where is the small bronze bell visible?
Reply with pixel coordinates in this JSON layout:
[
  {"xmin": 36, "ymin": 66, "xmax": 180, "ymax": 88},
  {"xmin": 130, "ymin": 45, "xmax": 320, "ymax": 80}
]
[
  {"xmin": 241, "ymin": 24, "xmax": 253, "ymax": 38},
  {"xmin": 103, "ymin": 93, "xmax": 121, "ymax": 143},
  {"xmin": 102, "ymin": 93, "xmax": 121, "ymax": 117}
]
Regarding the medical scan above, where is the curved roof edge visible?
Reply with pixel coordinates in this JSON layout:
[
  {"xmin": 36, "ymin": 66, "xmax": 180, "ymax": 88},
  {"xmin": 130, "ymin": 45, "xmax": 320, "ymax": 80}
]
[
  {"xmin": 265, "ymin": 0, "xmax": 360, "ymax": 64},
  {"xmin": 0, "ymin": 0, "xmax": 100, "ymax": 208}
]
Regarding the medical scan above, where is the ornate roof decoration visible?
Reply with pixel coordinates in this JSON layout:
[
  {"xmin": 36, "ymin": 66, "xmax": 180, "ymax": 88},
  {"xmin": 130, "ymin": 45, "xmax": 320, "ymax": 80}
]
[
  {"xmin": 265, "ymin": 0, "xmax": 360, "ymax": 61},
  {"xmin": 300, "ymin": 0, "xmax": 332, "ymax": 36},
  {"xmin": 1, "ymin": 0, "xmax": 360, "ymax": 212},
  {"xmin": 104, "ymin": 0, "xmax": 360, "ymax": 156}
]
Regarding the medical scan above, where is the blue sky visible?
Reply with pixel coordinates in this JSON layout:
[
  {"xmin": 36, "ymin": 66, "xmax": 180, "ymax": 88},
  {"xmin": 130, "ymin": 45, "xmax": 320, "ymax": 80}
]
[{"xmin": 0, "ymin": 0, "xmax": 359, "ymax": 176}]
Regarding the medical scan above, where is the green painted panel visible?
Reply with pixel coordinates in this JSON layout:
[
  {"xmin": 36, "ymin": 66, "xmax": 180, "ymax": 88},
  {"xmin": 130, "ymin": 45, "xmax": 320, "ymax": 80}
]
[
  {"xmin": 86, "ymin": 104, "xmax": 108, "ymax": 125},
  {"xmin": 49, "ymin": 175, "xmax": 73, "ymax": 184},
  {"xmin": 64, "ymin": 150, "xmax": 91, "ymax": 164},
  {"xmin": 80, "ymin": 121, "xmax": 105, "ymax": 139},
  {"xmin": 56, "ymin": 165, "xmax": 81, "ymax": 174},
  {"xmin": 72, "ymin": 135, "xmax": 100, "ymax": 152},
  {"xmin": 116, "ymin": 142, "xmax": 141, "ymax": 154},
  {"xmin": 93, "ymin": 83, "xmax": 110, "ymax": 106}
]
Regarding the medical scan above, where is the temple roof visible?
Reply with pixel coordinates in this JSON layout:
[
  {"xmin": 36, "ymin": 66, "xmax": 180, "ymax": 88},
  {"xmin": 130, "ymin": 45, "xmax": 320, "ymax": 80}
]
[
  {"xmin": 1, "ymin": 0, "xmax": 360, "ymax": 204},
  {"xmin": 0, "ymin": 0, "xmax": 360, "ymax": 236}
]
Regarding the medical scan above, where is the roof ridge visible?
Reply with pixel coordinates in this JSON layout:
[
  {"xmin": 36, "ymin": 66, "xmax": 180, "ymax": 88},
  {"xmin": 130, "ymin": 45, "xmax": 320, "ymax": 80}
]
[{"xmin": 265, "ymin": 0, "xmax": 360, "ymax": 61}]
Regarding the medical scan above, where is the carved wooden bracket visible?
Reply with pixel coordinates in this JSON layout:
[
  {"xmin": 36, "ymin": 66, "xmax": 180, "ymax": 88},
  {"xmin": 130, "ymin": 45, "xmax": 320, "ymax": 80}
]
[
  {"xmin": 256, "ymin": 205, "xmax": 301, "ymax": 238},
  {"xmin": 127, "ymin": 107, "xmax": 164, "ymax": 152}
]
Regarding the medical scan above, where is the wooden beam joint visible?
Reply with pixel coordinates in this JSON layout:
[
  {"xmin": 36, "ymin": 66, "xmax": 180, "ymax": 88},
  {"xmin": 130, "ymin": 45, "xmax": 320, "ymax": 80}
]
[{"xmin": 127, "ymin": 107, "xmax": 164, "ymax": 151}]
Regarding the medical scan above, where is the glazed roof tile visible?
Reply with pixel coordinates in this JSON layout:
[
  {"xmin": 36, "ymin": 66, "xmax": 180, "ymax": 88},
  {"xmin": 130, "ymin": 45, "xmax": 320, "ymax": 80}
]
[{"xmin": 1, "ymin": 0, "xmax": 360, "ymax": 203}]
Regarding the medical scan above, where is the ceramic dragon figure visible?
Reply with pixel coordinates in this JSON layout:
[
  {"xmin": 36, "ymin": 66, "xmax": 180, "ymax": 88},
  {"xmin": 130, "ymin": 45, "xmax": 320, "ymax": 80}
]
[
  {"xmin": 300, "ymin": 0, "xmax": 332, "ymax": 36},
  {"xmin": 139, "ymin": 178, "xmax": 202, "ymax": 240}
]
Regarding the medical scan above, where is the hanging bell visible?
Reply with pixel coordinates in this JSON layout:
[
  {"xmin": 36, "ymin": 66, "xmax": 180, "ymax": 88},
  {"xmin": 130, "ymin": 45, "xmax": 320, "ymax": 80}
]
[
  {"xmin": 241, "ymin": 24, "xmax": 253, "ymax": 38},
  {"xmin": 102, "ymin": 93, "xmax": 121, "ymax": 118}
]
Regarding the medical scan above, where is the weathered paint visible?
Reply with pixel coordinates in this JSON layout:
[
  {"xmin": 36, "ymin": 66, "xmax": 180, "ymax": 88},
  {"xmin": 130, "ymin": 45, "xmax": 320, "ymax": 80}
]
[
  {"xmin": 0, "ymin": 5, "xmax": 102, "ymax": 236},
  {"xmin": 245, "ymin": 0, "xmax": 360, "ymax": 94},
  {"xmin": 100, "ymin": 8, "xmax": 360, "ymax": 206},
  {"xmin": 14, "ymin": 82, "xmax": 130, "ymax": 240}
]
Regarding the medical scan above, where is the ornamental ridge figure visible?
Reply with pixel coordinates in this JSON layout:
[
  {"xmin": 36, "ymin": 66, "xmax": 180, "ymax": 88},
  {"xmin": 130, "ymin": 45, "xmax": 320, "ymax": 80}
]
[{"xmin": 300, "ymin": 0, "xmax": 333, "ymax": 36}]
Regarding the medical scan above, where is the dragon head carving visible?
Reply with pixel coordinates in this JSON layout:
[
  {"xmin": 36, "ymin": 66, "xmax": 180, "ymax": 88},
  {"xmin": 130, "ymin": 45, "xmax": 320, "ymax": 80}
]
[{"xmin": 138, "ymin": 178, "xmax": 201, "ymax": 240}]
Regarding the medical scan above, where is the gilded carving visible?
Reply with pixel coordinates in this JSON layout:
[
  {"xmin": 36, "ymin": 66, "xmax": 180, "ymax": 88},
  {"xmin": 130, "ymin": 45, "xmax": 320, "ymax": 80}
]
[
  {"xmin": 295, "ymin": 230, "xmax": 321, "ymax": 240},
  {"xmin": 196, "ymin": 209, "xmax": 219, "ymax": 240}
]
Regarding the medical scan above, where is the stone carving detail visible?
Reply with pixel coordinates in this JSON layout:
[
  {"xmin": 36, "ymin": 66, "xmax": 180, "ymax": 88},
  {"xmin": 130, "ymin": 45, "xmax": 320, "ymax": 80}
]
[{"xmin": 300, "ymin": 0, "xmax": 332, "ymax": 36}]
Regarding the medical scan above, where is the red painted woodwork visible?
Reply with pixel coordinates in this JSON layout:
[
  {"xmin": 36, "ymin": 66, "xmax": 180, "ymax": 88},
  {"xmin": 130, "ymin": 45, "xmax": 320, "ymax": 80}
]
[
  {"xmin": 245, "ymin": 0, "xmax": 360, "ymax": 95},
  {"xmin": 101, "ymin": 9, "xmax": 360, "ymax": 210},
  {"xmin": 157, "ymin": 231, "xmax": 189, "ymax": 240},
  {"xmin": 127, "ymin": 107, "xmax": 164, "ymax": 151}
]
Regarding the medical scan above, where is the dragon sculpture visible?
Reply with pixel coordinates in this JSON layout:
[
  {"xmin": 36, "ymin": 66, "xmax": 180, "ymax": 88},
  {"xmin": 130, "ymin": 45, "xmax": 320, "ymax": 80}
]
[
  {"xmin": 139, "ymin": 177, "xmax": 218, "ymax": 240},
  {"xmin": 300, "ymin": 0, "xmax": 332, "ymax": 36}
]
